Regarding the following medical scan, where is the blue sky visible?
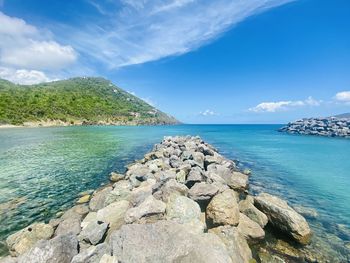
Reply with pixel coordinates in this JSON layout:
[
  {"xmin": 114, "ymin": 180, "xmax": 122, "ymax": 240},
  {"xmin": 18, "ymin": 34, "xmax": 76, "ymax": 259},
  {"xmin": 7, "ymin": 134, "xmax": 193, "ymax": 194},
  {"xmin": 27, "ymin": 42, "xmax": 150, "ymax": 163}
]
[{"xmin": 0, "ymin": 0, "xmax": 350, "ymax": 123}]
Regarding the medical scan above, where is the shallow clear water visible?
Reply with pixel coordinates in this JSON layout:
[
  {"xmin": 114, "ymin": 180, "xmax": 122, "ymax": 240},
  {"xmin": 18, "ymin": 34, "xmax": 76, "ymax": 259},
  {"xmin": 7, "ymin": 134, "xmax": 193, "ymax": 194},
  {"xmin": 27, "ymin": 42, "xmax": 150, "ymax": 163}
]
[{"xmin": 0, "ymin": 125, "xmax": 349, "ymax": 259}]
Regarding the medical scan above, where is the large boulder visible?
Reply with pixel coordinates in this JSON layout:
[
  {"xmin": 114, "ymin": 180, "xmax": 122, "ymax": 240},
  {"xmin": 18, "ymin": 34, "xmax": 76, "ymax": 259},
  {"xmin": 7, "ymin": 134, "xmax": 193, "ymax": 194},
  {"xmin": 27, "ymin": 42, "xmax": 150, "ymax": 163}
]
[
  {"xmin": 254, "ymin": 193, "xmax": 311, "ymax": 244},
  {"xmin": 78, "ymin": 221, "xmax": 108, "ymax": 245},
  {"xmin": 124, "ymin": 195, "xmax": 166, "ymax": 224},
  {"xmin": 96, "ymin": 200, "xmax": 129, "ymax": 234},
  {"xmin": 152, "ymin": 179, "xmax": 188, "ymax": 202},
  {"xmin": 206, "ymin": 165, "xmax": 248, "ymax": 190},
  {"xmin": 71, "ymin": 243, "xmax": 110, "ymax": 263},
  {"xmin": 17, "ymin": 233, "xmax": 78, "ymax": 263},
  {"xmin": 61, "ymin": 205, "xmax": 89, "ymax": 221},
  {"xmin": 104, "ymin": 180, "xmax": 131, "ymax": 206},
  {"xmin": 55, "ymin": 217, "xmax": 81, "ymax": 237},
  {"xmin": 237, "ymin": 213, "xmax": 265, "ymax": 242},
  {"xmin": 81, "ymin": 212, "xmax": 97, "ymax": 229},
  {"xmin": 6, "ymin": 223, "xmax": 54, "ymax": 256},
  {"xmin": 239, "ymin": 197, "xmax": 268, "ymax": 228},
  {"xmin": 89, "ymin": 187, "xmax": 113, "ymax": 212},
  {"xmin": 209, "ymin": 226, "xmax": 252, "ymax": 263},
  {"xmin": 206, "ymin": 189, "xmax": 240, "ymax": 226},
  {"xmin": 110, "ymin": 221, "xmax": 232, "ymax": 263},
  {"xmin": 129, "ymin": 179, "xmax": 156, "ymax": 206},
  {"xmin": 166, "ymin": 195, "xmax": 204, "ymax": 233},
  {"xmin": 188, "ymin": 182, "xmax": 219, "ymax": 202}
]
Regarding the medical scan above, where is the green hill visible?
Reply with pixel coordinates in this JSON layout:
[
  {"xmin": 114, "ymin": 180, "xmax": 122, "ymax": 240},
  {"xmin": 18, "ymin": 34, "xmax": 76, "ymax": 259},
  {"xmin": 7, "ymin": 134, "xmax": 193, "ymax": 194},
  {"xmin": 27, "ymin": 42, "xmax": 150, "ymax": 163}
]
[{"xmin": 0, "ymin": 77, "xmax": 179, "ymax": 126}]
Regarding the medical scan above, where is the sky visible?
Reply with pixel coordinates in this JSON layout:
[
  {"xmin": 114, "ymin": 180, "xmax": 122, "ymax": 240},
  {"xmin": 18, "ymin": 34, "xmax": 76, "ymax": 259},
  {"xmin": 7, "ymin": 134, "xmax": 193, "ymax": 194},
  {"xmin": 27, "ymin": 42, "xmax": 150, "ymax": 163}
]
[{"xmin": 0, "ymin": 0, "xmax": 350, "ymax": 124}]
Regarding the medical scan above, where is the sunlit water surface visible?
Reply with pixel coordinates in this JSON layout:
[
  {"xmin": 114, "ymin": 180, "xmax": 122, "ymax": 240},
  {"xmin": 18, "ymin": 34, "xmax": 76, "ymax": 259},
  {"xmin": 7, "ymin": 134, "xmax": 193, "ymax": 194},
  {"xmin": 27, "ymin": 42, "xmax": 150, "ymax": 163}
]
[{"xmin": 0, "ymin": 125, "xmax": 349, "ymax": 259}]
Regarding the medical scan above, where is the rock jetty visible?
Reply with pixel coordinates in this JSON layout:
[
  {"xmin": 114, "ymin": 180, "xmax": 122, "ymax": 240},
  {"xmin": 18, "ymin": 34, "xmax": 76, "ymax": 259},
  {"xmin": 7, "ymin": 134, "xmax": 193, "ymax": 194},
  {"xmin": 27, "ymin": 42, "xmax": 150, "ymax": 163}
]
[
  {"xmin": 279, "ymin": 117, "xmax": 350, "ymax": 138},
  {"xmin": 0, "ymin": 136, "xmax": 313, "ymax": 263}
]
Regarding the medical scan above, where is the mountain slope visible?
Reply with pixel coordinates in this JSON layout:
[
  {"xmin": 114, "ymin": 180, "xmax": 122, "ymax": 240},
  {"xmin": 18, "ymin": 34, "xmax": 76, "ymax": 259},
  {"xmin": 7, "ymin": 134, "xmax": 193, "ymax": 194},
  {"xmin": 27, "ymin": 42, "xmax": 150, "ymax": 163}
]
[
  {"xmin": 0, "ymin": 77, "xmax": 179, "ymax": 126},
  {"xmin": 333, "ymin": 113, "xmax": 350, "ymax": 119}
]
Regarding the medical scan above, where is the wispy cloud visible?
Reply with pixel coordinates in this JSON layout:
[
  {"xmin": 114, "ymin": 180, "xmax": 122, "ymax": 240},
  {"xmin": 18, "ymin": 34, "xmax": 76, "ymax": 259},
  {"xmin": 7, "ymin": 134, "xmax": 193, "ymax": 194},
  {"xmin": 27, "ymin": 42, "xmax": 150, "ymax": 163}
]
[
  {"xmin": 249, "ymin": 96, "xmax": 322, "ymax": 113},
  {"xmin": 72, "ymin": 0, "xmax": 294, "ymax": 68},
  {"xmin": 199, "ymin": 109, "xmax": 218, "ymax": 116}
]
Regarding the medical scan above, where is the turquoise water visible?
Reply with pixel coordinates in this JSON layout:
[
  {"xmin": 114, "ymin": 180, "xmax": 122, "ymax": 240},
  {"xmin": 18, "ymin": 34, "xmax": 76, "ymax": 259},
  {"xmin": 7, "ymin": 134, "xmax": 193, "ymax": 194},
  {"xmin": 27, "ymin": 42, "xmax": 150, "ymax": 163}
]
[{"xmin": 0, "ymin": 125, "xmax": 349, "ymax": 259}]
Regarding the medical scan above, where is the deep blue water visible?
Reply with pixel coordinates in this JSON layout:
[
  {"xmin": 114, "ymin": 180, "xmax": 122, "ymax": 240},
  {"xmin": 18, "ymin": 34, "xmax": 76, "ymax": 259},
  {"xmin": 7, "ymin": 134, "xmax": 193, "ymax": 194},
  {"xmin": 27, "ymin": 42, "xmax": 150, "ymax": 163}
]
[{"xmin": 0, "ymin": 125, "xmax": 349, "ymax": 259}]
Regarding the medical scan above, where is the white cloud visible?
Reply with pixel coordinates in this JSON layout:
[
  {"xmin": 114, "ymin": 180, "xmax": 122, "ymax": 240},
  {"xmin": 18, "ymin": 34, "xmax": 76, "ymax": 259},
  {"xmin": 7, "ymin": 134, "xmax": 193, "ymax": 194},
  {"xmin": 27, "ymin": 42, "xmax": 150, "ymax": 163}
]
[
  {"xmin": 0, "ymin": 12, "xmax": 77, "ymax": 83},
  {"xmin": 76, "ymin": 0, "xmax": 294, "ymax": 68},
  {"xmin": 249, "ymin": 96, "xmax": 322, "ymax": 113},
  {"xmin": 0, "ymin": 67, "xmax": 54, "ymax": 85},
  {"xmin": 199, "ymin": 109, "xmax": 218, "ymax": 116},
  {"xmin": 335, "ymin": 91, "xmax": 350, "ymax": 102}
]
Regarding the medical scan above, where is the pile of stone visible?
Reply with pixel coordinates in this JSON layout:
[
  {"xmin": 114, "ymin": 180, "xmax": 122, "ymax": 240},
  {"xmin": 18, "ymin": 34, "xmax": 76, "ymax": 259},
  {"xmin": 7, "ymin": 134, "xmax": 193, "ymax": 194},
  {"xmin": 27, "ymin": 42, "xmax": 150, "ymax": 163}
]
[
  {"xmin": 279, "ymin": 117, "xmax": 350, "ymax": 138},
  {"xmin": 0, "ymin": 136, "xmax": 312, "ymax": 263}
]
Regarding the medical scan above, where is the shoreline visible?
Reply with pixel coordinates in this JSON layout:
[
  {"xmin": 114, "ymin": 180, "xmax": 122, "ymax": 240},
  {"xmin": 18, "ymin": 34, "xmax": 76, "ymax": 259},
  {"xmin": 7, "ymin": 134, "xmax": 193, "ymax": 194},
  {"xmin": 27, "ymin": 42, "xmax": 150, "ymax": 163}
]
[{"xmin": 0, "ymin": 136, "xmax": 337, "ymax": 262}]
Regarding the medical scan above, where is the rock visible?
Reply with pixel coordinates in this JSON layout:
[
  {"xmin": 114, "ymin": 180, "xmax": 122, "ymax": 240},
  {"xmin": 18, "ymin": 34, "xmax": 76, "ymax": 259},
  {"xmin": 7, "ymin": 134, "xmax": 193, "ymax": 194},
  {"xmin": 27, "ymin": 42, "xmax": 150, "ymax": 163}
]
[
  {"xmin": 188, "ymin": 182, "xmax": 219, "ymax": 201},
  {"xmin": 175, "ymin": 170, "xmax": 186, "ymax": 183},
  {"xmin": 130, "ymin": 179, "xmax": 156, "ymax": 206},
  {"xmin": 206, "ymin": 164, "xmax": 248, "ymax": 190},
  {"xmin": 0, "ymin": 256, "xmax": 17, "ymax": 263},
  {"xmin": 17, "ymin": 233, "xmax": 78, "ymax": 263},
  {"xmin": 6, "ymin": 223, "xmax": 54, "ymax": 256},
  {"xmin": 89, "ymin": 187, "xmax": 113, "ymax": 212},
  {"xmin": 48, "ymin": 218, "xmax": 63, "ymax": 229},
  {"xmin": 186, "ymin": 166, "xmax": 204, "ymax": 186},
  {"xmin": 237, "ymin": 213, "xmax": 265, "ymax": 242},
  {"xmin": 81, "ymin": 212, "xmax": 97, "ymax": 229},
  {"xmin": 105, "ymin": 180, "xmax": 132, "ymax": 206},
  {"xmin": 206, "ymin": 189, "xmax": 240, "ymax": 226},
  {"xmin": 166, "ymin": 195, "xmax": 204, "ymax": 233},
  {"xmin": 228, "ymin": 172, "xmax": 249, "ymax": 190},
  {"xmin": 258, "ymin": 248, "xmax": 286, "ymax": 263},
  {"xmin": 99, "ymin": 254, "xmax": 118, "ymax": 263},
  {"xmin": 181, "ymin": 150, "xmax": 193, "ymax": 161},
  {"xmin": 71, "ymin": 243, "xmax": 110, "ymax": 263},
  {"xmin": 170, "ymin": 155, "xmax": 181, "ymax": 168},
  {"xmin": 209, "ymin": 226, "xmax": 252, "ymax": 263},
  {"xmin": 55, "ymin": 217, "xmax": 81, "ymax": 236},
  {"xmin": 152, "ymin": 179, "xmax": 188, "ymax": 202},
  {"xmin": 243, "ymin": 169, "xmax": 252, "ymax": 175},
  {"xmin": 77, "ymin": 194, "xmax": 90, "ymax": 204},
  {"xmin": 61, "ymin": 204, "xmax": 89, "ymax": 220},
  {"xmin": 239, "ymin": 198, "xmax": 268, "ymax": 228},
  {"xmin": 111, "ymin": 221, "xmax": 232, "ymax": 263},
  {"xmin": 125, "ymin": 195, "xmax": 166, "ymax": 224},
  {"xmin": 255, "ymin": 193, "xmax": 312, "ymax": 244},
  {"xmin": 192, "ymin": 152, "xmax": 205, "ymax": 168},
  {"xmin": 96, "ymin": 200, "xmax": 129, "ymax": 234},
  {"xmin": 109, "ymin": 172, "xmax": 124, "ymax": 182},
  {"xmin": 79, "ymin": 221, "xmax": 108, "ymax": 245}
]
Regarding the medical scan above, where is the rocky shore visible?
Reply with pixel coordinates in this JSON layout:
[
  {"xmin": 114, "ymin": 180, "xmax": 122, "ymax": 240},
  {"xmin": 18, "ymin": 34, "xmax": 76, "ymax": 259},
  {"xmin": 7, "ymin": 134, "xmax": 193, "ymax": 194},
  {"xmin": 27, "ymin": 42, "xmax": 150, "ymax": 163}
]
[
  {"xmin": 279, "ymin": 117, "xmax": 350, "ymax": 138},
  {"xmin": 0, "ymin": 136, "xmax": 317, "ymax": 263}
]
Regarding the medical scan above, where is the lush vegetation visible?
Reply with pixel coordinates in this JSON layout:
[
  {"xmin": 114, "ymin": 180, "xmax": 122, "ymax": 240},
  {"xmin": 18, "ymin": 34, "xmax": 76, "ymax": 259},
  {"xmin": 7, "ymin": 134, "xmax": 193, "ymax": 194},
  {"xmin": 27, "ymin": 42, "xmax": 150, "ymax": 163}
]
[{"xmin": 0, "ymin": 77, "xmax": 178, "ymax": 125}]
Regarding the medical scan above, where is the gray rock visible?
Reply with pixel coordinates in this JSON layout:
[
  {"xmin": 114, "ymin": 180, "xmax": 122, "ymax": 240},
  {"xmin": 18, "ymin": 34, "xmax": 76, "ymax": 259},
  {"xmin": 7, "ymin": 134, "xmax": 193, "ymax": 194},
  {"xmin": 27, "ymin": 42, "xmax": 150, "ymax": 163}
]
[
  {"xmin": 17, "ymin": 233, "xmax": 78, "ymax": 263},
  {"xmin": 186, "ymin": 166, "xmax": 204, "ymax": 185},
  {"xmin": 166, "ymin": 195, "xmax": 204, "ymax": 233},
  {"xmin": 192, "ymin": 152, "xmax": 205, "ymax": 168},
  {"xmin": 99, "ymin": 254, "xmax": 118, "ymax": 263},
  {"xmin": 124, "ymin": 195, "xmax": 166, "ymax": 224},
  {"xmin": 188, "ymin": 182, "xmax": 219, "ymax": 201},
  {"xmin": 130, "ymin": 179, "xmax": 156, "ymax": 206},
  {"xmin": 6, "ymin": 223, "xmax": 54, "ymax": 256},
  {"xmin": 0, "ymin": 256, "xmax": 17, "ymax": 263},
  {"xmin": 209, "ymin": 225, "xmax": 252, "ymax": 263},
  {"xmin": 239, "ymin": 198, "xmax": 268, "ymax": 228},
  {"xmin": 237, "ymin": 213, "xmax": 265, "ymax": 241},
  {"xmin": 152, "ymin": 179, "xmax": 188, "ymax": 202},
  {"xmin": 71, "ymin": 243, "xmax": 110, "ymax": 263},
  {"xmin": 111, "ymin": 221, "xmax": 232, "ymax": 263},
  {"xmin": 89, "ymin": 187, "xmax": 113, "ymax": 212},
  {"xmin": 170, "ymin": 155, "xmax": 181, "ymax": 168},
  {"xmin": 79, "ymin": 221, "xmax": 108, "ymax": 245},
  {"xmin": 55, "ymin": 217, "xmax": 81, "ymax": 237},
  {"xmin": 109, "ymin": 172, "xmax": 124, "ymax": 182},
  {"xmin": 206, "ymin": 189, "xmax": 240, "ymax": 226},
  {"xmin": 81, "ymin": 212, "xmax": 97, "ymax": 229},
  {"xmin": 206, "ymin": 164, "xmax": 248, "ymax": 190},
  {"xmin": 61, "ymin": 204, "xmax": 89, "ymax": 220},
  {"xmin": 96, "ymin": 200, "xmax": 129, "ymax": 234},
  {"xmin": 255, "ymin": 193, "xmax": 312, "ymax": 244}
]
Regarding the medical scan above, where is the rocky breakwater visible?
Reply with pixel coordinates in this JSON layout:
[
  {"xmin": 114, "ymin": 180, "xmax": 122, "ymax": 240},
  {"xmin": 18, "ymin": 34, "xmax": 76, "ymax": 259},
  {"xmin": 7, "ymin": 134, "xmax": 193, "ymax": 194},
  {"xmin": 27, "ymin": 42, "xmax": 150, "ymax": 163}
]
[
  {"xmin": 279, "ymin": 117, "xmax": 350, "ymax": 138},
  {"xmin": 0, "ymin": 136, "xmax": 313, "ymax": 263}
]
